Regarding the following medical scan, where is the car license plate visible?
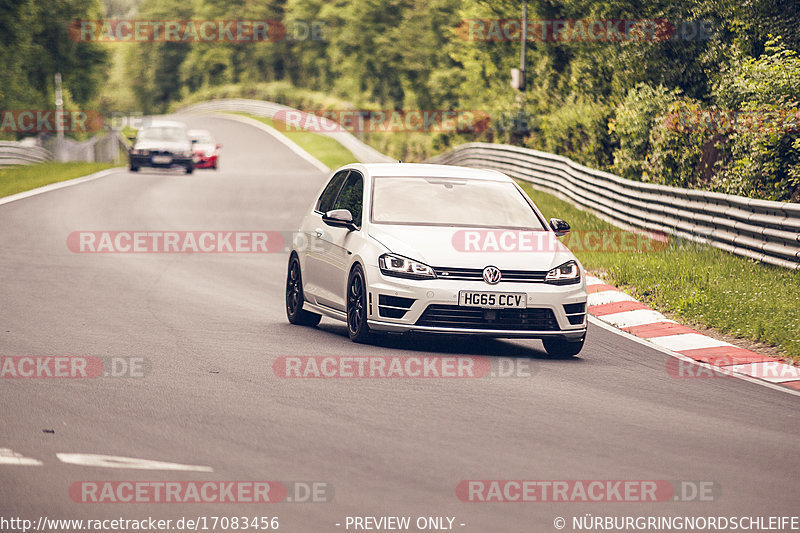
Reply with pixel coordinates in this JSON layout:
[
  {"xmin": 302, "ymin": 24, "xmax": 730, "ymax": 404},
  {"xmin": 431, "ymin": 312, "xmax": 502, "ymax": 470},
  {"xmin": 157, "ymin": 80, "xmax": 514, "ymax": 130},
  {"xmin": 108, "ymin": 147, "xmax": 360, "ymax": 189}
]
[
  {"xmin": 152, "ymin": 155, "xmax": 172, "ymax": 164},
  {"xmin": 458, "ymin": 291, "xmax": 526, "ymax": 309}
]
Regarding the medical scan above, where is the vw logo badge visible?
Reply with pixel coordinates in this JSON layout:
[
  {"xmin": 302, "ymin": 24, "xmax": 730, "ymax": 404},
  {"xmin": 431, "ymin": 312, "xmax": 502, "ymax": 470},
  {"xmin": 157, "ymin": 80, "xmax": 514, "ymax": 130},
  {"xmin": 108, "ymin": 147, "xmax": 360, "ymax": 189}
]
[{"xmin": 482, "ymin": 266, "xmax": 501, "ymax": 285}]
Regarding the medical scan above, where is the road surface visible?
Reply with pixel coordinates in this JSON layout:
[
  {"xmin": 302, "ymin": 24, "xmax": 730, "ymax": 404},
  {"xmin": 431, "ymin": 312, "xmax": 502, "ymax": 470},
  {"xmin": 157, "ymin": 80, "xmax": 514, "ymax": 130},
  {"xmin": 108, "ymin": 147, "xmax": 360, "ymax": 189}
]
[{"xmin": 1, "ymin": 115, "xmax": 797, "ymax": 532}]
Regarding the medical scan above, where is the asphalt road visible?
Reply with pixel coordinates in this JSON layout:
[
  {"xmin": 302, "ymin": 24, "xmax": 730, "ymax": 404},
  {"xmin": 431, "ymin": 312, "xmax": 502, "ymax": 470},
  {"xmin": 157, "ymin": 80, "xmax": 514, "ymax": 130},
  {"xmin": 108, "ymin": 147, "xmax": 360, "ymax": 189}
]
[{"xmin": 1, "ymin": 115, "xmax": 798, "ymax": 532}]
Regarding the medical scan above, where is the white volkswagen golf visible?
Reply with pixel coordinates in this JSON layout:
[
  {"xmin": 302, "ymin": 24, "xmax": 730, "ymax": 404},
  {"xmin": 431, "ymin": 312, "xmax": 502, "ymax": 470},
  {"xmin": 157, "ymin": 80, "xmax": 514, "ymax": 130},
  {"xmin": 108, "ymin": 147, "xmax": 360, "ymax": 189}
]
[{"xmin": 286, "ymin": 163, "xmax": 588, "ymax": 356}]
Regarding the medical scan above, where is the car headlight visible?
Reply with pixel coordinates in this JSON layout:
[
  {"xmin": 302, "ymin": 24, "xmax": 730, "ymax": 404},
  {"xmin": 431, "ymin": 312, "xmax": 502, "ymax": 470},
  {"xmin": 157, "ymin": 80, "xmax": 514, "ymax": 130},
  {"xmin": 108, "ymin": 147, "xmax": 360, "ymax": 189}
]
[
  {"xmin": 379, "ymin": 254, "xmax": 436, "ymax": 279},
  {"xmin": 182, "ymin": 150, "xmax": 193, "ymax": 157},
  {"xmin": 545, "ymin": 260, "xmax": 580, "ymax": 285},
  {"xmin": 131, "ymin": 149, "xmax": 148, "ymax": 156}
]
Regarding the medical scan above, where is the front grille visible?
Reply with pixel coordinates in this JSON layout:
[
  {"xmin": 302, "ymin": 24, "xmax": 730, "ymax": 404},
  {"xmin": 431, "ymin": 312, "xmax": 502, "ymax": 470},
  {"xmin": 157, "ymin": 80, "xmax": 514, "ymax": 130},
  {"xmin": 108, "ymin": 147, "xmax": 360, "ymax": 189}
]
[
  {"xmin": 416, "ymin": 305, "xmax": 559, "ymax": 331},
  {"xmin": 433, "ymin": 267, "xmax": 547, "ymax": 283},
  {"xmin": 378, "ymin": 294, "xmax": 415, "ymax": 319}
]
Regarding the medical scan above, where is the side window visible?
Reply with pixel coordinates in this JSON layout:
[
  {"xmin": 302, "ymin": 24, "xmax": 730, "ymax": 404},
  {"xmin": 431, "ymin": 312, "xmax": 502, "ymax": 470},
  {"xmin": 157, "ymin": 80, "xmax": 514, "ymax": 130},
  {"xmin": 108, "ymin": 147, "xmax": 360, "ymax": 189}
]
[
  {"xmin": 315, "ymin": 170, "xmax": 349, "ymax": 213},
  {"xmin": 333, "ymin": 172, "xmax": 364, "ymax": 227}
]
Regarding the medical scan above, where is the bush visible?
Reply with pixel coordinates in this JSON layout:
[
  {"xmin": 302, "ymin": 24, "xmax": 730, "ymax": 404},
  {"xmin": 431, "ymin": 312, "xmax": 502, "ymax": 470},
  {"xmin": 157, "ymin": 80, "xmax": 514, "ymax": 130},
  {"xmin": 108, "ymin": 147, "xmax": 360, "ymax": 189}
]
[
  {"xmin": 610, "ymin": 84, "xmax": 681, "ymax": 181},
  {"xmin": 644, "ymin": 99, "xmax": 713, "ymax": 188},
  {"xmin": 527, "ymin": 98, "xmax": 614, "ymax": 170},
  {"xmin": 710, "ymin": 37, "xmax": 800, "ymax": 201}
]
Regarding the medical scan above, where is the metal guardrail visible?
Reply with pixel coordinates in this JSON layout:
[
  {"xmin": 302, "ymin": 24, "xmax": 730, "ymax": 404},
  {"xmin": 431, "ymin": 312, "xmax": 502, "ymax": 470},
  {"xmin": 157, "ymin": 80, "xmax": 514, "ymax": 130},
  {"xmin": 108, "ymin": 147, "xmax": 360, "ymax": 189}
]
[
  {"xmin": 176, "ymin": 98, "xmax": 395, "ymax": 164},
  {"xmin": 1, "ymin": 132, "xmax": 129, "ymax": 167},
  {"xmin": 0, "ymin": 142, "xmax": 53, "ymax": 167},
  {"xmin": 428, "ymin": 142, "xmax": 800, "ymax": 270},
  {"xmin": 45, "ymin": 132, "xmax": 128, "ymax": 164}
]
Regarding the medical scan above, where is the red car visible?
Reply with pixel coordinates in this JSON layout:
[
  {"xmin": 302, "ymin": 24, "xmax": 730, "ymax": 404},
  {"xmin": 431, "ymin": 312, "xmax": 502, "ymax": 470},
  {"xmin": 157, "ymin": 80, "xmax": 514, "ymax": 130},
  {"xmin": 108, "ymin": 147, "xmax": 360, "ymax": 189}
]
[{"xmin": 188, "ymin": 129, "xmax": 221, "ymax": 170}]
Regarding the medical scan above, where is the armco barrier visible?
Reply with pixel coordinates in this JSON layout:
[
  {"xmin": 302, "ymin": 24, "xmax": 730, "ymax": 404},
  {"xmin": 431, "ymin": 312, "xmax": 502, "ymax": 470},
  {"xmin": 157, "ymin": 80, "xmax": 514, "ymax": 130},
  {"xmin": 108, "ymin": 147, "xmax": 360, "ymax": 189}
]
[
  {"xmin": 0, "ymin": 142, "xmax": 53, "ymax": 167},
  {"xmin": 428, "ymin": 142, "xmax": 800, "ymax": 270},
  {"xmin": 45, "ymin": 132, "xmax": 129, "ymax": 163},
  {"xmin": 1, "ymin": 132, "xmax": 129, "ymax": 167},
  {"xmin": 176, "ymin": 98, "xmax": 394, "ymax": 164}
]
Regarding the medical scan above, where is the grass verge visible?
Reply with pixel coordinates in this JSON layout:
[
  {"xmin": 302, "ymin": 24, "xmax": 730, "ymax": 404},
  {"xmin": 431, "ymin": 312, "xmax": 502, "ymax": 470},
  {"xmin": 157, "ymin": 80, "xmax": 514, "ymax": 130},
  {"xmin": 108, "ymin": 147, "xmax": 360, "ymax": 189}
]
[
  {"xmin": 518, "ymin": 181, "xmax": 800, "ymax": 361},
  {"xmin": 0, "ymin": 162, "xmax": 117, "ymax": 199},
  {"xmin": 234, "ymin": 113, "xmax": 357, "ymax": 170}
]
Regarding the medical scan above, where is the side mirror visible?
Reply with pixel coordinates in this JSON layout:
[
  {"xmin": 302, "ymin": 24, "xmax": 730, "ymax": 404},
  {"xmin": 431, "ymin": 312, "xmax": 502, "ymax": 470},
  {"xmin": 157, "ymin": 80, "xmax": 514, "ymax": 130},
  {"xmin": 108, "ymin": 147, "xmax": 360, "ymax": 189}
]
[
  {"xmin": 127, "ymin": 135, "xmax": 136, "ymax": 142},
  {"xmin": 191, "ymin": 139, "xmax": 198, "ymax": 144},
  {"xmin": 549, "ymin": 218, "xmax": 570, "ymax": 237},
  {"xmin": 322, "ymin": 209, "xmax": 356, "ymax": 230}
]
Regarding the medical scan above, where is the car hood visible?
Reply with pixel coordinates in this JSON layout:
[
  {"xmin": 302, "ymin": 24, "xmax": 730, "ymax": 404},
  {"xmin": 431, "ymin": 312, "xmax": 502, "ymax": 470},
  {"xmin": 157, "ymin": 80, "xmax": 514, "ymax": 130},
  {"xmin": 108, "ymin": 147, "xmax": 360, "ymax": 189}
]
[
  {"xmin": 368, "ymin": 224, "xmax": 575, "ymax": 271},
  {"xmin": 134, "ymin": 140, "xmax": 191, "ymax": 152}
]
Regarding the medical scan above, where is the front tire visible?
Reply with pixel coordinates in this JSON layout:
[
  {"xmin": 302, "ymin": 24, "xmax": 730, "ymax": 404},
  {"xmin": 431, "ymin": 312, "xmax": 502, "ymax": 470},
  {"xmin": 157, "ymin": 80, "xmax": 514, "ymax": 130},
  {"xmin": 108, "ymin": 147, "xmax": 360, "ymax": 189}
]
[
  {"xmin": 129, "ymin": 165, "xmax": 139, "ymax": 172},
  {"xmin": 542, "ymin": 336, "xmax": 585, "ymax": 357},
  {"xmin": 185, "ymin": 165, "xmax": 194, "ymax": 174},
  {"xmin": 346, "ymin": 265, "xmax": 371, "ymax": 343},
  {"xmin": 285, "ymin": 256, "xmax": 321, "ymax": 326}
]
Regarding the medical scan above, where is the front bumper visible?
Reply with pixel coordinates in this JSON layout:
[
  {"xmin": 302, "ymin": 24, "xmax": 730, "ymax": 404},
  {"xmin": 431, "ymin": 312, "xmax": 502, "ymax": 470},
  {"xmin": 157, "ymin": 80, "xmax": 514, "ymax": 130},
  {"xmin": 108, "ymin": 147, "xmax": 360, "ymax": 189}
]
[
  {"xmin": 364, "ymin": 264, "xmax": 587, "ymax": 339},
  {"xmin": 130, "ymin": 153, "xmax": 193, "ymax": 168},
  {"xmin": 193, "ymin": 154, "xmax": 218, "ymax": 168}
]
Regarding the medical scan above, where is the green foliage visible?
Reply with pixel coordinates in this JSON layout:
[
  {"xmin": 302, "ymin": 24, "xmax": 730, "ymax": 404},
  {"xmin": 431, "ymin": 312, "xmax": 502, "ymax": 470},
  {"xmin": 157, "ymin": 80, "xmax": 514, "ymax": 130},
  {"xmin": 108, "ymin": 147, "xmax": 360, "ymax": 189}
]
[
  {"xmin": 170, "ymin": 81, "xmax": 354, "ymax": 112},
  {"xmin": 711, "ymin": 37, "xmax": 800, "ymax": 200},
  {"xmin": 527, "ymin": 97, "xmax": 613, "ymax": 169},
  {"xmin": 0, "ymin": 0, "xmax": 109, "ymax": 139},
  {"xmin": 610, "ymin": 84, "xmax": 681, "ymax": 181},
  {"xmin": 102, "ymin": 0, "xmax": 800, "ymax": 200},
  {"xmin": 643, "ymin": 99, "xmax": 710, "ymax": 188}
]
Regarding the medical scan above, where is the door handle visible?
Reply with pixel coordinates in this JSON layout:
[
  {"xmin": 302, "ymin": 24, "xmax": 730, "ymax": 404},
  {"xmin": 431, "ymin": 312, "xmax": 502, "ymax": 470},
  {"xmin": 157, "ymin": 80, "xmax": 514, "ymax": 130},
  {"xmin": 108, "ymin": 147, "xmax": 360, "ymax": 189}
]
[{"xmin": 315, "ymin": 228, "xmax": 324, "ymax": 238}]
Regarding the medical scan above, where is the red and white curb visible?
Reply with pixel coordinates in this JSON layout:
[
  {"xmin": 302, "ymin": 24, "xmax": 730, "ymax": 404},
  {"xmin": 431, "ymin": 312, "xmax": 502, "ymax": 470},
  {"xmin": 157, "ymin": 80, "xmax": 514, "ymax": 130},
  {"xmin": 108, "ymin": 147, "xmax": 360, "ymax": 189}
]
[{"xmin": 586, "ymin": 274, "xmax": 800, "ymax": 394}]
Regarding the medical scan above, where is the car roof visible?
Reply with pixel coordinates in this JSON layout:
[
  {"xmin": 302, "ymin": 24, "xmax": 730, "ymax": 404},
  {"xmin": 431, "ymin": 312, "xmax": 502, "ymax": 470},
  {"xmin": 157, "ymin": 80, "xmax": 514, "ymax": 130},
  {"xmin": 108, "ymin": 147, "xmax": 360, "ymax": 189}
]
[
  {"xmin": 141, "ymin": 120, "xmax": 187, "ymax": 130},
  {"xmin": 349, "ymin": 163, "xmax": 511, "ymax": 182},
  {"xmin": 187, "ymin": 129, "xmax": 212, "ymax": 136}
]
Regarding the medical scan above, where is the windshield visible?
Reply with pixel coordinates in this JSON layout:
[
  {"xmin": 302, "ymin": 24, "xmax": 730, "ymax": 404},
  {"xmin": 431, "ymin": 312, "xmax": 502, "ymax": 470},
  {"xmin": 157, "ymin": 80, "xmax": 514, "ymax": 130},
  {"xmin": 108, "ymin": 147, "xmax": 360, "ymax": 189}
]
[
  {"xmin": 138, "ymin": 126, "xmax": 188, "ymax": 142},
  {"xmin": 371, "ymin": 176, "xmax": 546, "ymax": 229},
  {"xmin": 190, "ymin": 131, "xmax": 213, "ymax": 144}
]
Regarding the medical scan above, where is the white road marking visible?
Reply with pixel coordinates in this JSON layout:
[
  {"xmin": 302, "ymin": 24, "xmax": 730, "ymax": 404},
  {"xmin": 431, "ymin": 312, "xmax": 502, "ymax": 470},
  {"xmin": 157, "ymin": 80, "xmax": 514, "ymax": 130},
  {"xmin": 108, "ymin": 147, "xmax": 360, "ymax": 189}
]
[
  {"xmin": 648, "ymin": 333, "xmax": 733, "ymax": 352},
  {"xmin": 587, "ymin": 290, "xmax": 636, "ymax": 306},
  {"xmin": 0, "ymin": 448, "xmax": 43, "ymax": 466},
  {"xmin": 56, "ymin": 453, "xmax": 213, "ymax": 471},
  {"xmin": 730, "ymin": 362, "xmax": 800, "ymax": 383},
  {"xmin": 595, "ymin": 309, "xmax": 675, "ymax": 328},
  {"xmin": 585, "ymin": 276, "xmax": 604, "ymax": 286}
]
